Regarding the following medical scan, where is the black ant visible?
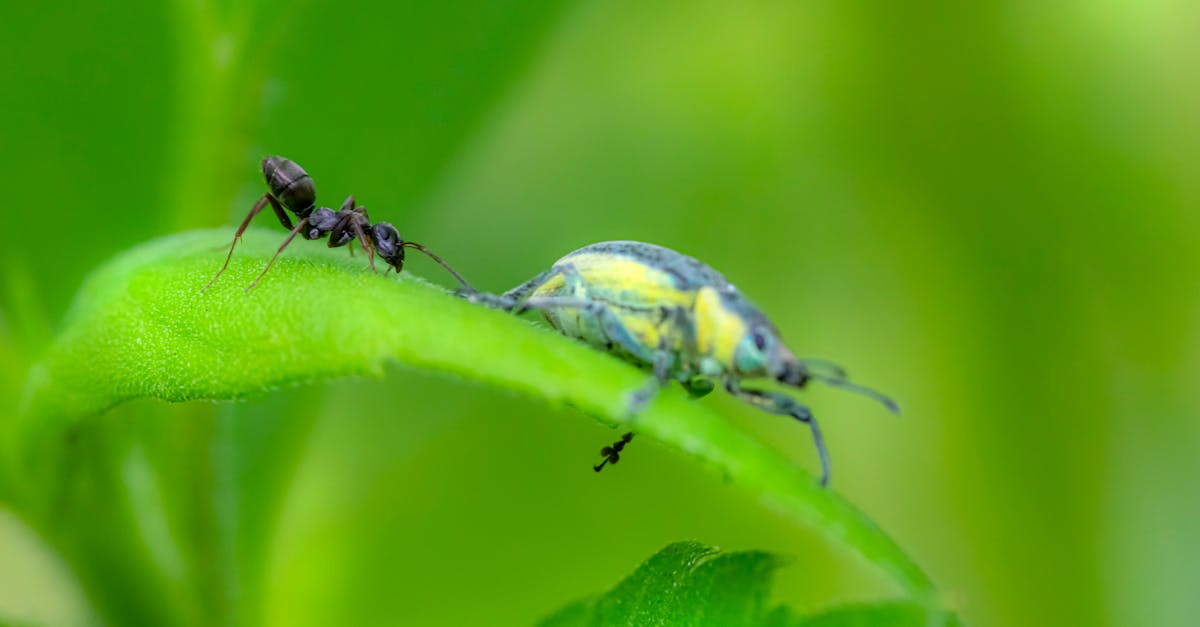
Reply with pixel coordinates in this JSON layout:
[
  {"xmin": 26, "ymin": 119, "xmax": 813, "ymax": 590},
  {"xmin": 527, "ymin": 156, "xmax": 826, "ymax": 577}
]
[
  {"xmin": 205, "ymin": 156, "xmax": 473, "ymax": 292},
  {"xmin": 593, "ymin": 432, "xmax": 634, "ymax": 472}
]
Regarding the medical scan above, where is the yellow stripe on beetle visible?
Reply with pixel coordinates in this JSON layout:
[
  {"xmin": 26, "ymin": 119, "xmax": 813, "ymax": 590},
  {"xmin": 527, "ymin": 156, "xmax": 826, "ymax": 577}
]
[
  {"xmin": 556, "ymin": 253, "xmax": 694, "ymax": 308},
  {"xmin": 694, "ymin": 285, "xmax": 747, "ymax": 365}
]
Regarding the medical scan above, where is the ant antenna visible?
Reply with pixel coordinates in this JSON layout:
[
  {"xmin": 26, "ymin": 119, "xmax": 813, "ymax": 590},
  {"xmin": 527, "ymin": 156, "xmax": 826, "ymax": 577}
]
[
  {"xmin": 593, "ymin": 432, "xmax": 634, "ymax": 472},
  {"xmin": 402, "ymin": 241, "xmax": 474, "ymax": 292},
  {"xmin": 809, "ymin": 374, "xmax": 900, "ymax": 415}
]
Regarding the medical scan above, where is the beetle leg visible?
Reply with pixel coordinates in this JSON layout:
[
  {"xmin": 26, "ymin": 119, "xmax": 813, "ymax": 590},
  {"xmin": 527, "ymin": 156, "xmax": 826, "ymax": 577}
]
[
  {"xmin": 725, "ymin": 379, "xmax": 831, "ymax": 487},
  {"xmin": 658, "ymin": 304, "xmax": 703, "ymax": 377},
  {"xmin": 463, "ymin": 291, "xmax": 528, "ymax": 310},
  {"xmin": 461, "ymin": 268, "xmax": 560, "ymax": 308},
  {"xmin": 519, "ymin": 296, "xmax": 670, "ymax": 414},
  {"xmin": 502, "ymin": 267, "xmax": 560, "ymax": 302},
  {"xmin": 681, "ymin": 377, "xmax": 715, "ymax": 398},
  {"xmin": 490, "ymin": 289, "xmax": 680, "ymax": 471},
  {"xmin": 626, "ymin": 347, "xmax": 673, "ymax": 415},
  {"xmin": 555, "ymin": 263, "xmax": 586, "ymax": 292}
]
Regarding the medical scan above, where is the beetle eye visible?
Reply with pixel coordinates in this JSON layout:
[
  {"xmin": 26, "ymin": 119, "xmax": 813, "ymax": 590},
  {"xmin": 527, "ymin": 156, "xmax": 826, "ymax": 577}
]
[{"xmin": 752, "ymin": 329, "xmax": 768, "ymax": 351}]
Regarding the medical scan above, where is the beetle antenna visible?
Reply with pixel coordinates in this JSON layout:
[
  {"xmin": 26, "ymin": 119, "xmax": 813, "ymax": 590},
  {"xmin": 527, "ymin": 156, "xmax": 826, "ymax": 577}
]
[
  {"xmin": 797, "ymin": 358, "xmax": 848, "ymax": 380},
  {"xmin": 401, "ymin": 242, "xmax": 474, "ymax": 292},
  {"xmin": 810, "ymin": 375, "xmax": 900, "ymax": 415}
]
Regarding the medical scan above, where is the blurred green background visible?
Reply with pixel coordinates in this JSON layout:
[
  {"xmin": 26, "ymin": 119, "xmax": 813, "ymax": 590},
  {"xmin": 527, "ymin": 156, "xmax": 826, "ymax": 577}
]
[{"xmin": 1, "ymin": 0, "xmax": 1198, "ymax": 625}]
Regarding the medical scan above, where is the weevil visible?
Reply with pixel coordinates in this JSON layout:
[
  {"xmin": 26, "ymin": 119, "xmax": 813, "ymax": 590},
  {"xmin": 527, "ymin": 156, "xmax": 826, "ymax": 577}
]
[
  {"xmin": 205, "ymin": 156, "xmax": 472, "ymax": 291},
  {"xmin": 464, "ymin": 241, "xmax": 897, "ymax": 487}
]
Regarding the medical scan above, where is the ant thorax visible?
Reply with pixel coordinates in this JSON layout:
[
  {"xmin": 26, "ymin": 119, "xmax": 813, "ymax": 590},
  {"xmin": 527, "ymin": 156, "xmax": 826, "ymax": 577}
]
[
  {"xmin": 305, "ymin": 207, "xmax": 339, "ymax": 240},
  {"xmin": 304, "ymin": 207, "xmax": 369, "ymax": 246}
]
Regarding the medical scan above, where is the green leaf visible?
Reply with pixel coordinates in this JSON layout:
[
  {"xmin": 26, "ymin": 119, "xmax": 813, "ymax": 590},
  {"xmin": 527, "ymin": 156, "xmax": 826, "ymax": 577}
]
[
  {"xmin": 12, "ymin": 228, "xmax": 933, "ymax": 597},
  {"xmin": 539, "ymin": 542, "xmax": 958, "ymax": 627}
]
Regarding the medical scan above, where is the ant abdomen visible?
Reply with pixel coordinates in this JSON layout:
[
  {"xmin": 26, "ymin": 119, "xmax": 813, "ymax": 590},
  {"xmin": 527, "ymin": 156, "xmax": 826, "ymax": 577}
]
[{"xmin": 262, "ymin": 156, "xmax": 316, "ymax": 216}]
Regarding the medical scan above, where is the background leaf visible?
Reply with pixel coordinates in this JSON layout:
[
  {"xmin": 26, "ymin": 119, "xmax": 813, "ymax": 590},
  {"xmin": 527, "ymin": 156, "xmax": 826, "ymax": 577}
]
[{"xmin": 539, "ymin": 541, "xmax": 956, "ymax": 627}]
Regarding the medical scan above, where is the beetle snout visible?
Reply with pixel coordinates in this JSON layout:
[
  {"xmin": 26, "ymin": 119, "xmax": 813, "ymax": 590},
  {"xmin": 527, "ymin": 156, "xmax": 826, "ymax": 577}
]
[{"xmin": 775, "ymin": 358, "xmax": 810, "ymax": 388}]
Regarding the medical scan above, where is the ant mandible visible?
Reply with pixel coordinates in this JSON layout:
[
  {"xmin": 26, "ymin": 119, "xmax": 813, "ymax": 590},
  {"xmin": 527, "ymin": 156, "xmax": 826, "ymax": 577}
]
[{"xmin": 205, "ymin": 156, "xmax": 473, "ymax": 292}]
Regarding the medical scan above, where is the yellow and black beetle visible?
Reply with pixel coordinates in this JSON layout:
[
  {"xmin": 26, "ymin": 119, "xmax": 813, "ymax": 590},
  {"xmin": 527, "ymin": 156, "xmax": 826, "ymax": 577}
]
[{"xmin": 464, "ymin": 241, "xmax": 897, "ymax": 487}]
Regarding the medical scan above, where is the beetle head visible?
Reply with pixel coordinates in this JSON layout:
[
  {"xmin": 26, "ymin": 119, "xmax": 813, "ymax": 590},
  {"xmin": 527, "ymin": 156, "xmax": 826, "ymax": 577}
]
[{"xmin": 731, "ymin": 323, "xmax": 806, "ymax": 384}]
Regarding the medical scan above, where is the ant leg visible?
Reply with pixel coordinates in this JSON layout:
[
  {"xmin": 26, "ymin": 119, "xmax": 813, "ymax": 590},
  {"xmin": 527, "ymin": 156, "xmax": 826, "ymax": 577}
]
[
  {"xmin": 207, "ymin": 195, "xmax": 266, "ymax": 289},
  {"xmin": 725, "ymin": 380, "xmax": 831, "ymax": 487},
  {"xmin": 328, "ymin": 212, "xmax": 376, "ymax": 272},
  {"xmin": 349, "ymin": 216, "xmax": 376, "ymax": 273},
  {"xmin": 245, "ymin": 218, "xmax": 310, "ymax": 292},
  {"xmin": 327, "ymin": 212, "xmax": 354, "ymax": 248},
  {"xmin": 348, "ymin": 196, "xmax": 371, "ymax": 223},
  {"xmin": 205, "ymin": 195, "xmax": 294, "ymax": 290},
  {"xmin": 334, "ymin": 196, "xmax": 360, "ymax": 258},
  {"xmin": 266, "ymin": 195, "xmax": 294, "ymax": 229}
]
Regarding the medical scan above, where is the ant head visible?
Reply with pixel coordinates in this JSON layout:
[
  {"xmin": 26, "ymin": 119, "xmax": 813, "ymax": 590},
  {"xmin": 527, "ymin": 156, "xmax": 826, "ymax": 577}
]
[
  {"xmin": 368, "ymin": 223, "xmax": 475, "ymax": 291},
  {"xmin": 262, "ymin": 156, "xmax": 316, "ymax": 216},
  {"xmin": 370, "ymin": 222, "xmax": 406, "ymax": 272}
]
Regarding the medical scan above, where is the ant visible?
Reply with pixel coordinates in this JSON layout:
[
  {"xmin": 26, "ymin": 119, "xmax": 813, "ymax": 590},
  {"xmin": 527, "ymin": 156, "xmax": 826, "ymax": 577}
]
[
  {"xmin": 593, "ymin": 432, "xmax": 634, "ymax": 472},
  {"xmin": 205, "ymin": 156, "xmax": 473, "ymax": 292}
]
